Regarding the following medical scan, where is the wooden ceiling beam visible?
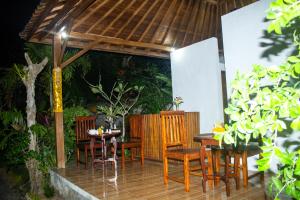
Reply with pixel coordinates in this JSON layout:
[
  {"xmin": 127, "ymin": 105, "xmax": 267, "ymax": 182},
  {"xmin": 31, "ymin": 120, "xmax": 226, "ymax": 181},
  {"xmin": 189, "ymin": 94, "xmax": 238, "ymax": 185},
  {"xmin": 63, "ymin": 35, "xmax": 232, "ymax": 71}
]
[
  {"xmin": 126, "ymin": 0, "xmax": 160, "ymax": 40},
  {"xmin": 69, "ymin": 32, "xmax": 172, "ymax": 52},
  {"xmin": 171, "ymin": 0, "xmax": 193, "ymax": 48},
  {"xmin": 73, "ymin": 0, "xmax": 109, "ymax": 30},
  {"xmin": 29, "ymin": 38, "xmax": 169, "ymax": 59},
  {"xmin": 98, "ymin": 0, "xmax": 137, "ymax": 36},
  {"xmin": 181, "ymin": 0, "xmax": 199, "ymax": 46},
  {"xmin": 161, "ymin": 0, "xmax": 185, "ymax": 45},
  {"xmin": 37, "ymin": 0, "xmax": 79, "ymax": 40},
  {"xmin": 86, "ymin": 0, "xmax": 125, "ymax": 33},
  {"xmin": 61, "ymin": 39, "xmax": 100, "ymax": 68},
  {"xmin": 114, "ymin": 0, "xmax": 149, "ymax": 38},
  {"xmin": 57, "ymin": 0, "xmax": 97, "ymax": 32},
  {"xmin": 21, "ymin": 0, "xmax": 58, "ymax": 40},
  {"xmin": 151, "ymin": 0, "xmax": 177, "ymax": 44},
  {"xmin": 138, "ymin": 0, "xmax": 166, "ymax": 41},
  {"xmin": 191, "ymin": 0, "xmax": 202, "ymax": 43}
]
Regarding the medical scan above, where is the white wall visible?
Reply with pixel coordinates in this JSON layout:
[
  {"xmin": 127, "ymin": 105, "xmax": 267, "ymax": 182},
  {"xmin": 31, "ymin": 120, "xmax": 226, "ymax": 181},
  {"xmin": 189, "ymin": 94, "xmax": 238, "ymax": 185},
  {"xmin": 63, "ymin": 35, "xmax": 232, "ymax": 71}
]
[
  {"xmin": 170, "ymin": 38, "xmax": 224, "ymax": 133},
  {"xmin": 222, "ymin": 0, "xmax": 297, "ymax": 171},
  {"xmin": 222, "ymin": 0, "xmax": 294, "ymax": 94}
]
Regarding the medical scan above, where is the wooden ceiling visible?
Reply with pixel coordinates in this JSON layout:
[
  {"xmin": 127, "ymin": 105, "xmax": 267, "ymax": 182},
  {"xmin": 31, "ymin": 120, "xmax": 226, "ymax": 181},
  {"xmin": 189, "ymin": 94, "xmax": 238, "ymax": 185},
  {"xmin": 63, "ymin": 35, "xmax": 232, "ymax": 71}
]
[{"xmin": 20, "ymin": 0, "xmax": 256, "ymax": 59}]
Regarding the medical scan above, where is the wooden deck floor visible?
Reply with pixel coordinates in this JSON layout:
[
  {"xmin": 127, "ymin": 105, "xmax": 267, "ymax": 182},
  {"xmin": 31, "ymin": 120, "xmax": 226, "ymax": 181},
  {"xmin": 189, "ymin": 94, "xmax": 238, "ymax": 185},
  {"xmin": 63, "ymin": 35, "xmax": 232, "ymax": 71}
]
[{"xmin": 54, "ymin": 160, "xmax": 266, "ymax": 200}]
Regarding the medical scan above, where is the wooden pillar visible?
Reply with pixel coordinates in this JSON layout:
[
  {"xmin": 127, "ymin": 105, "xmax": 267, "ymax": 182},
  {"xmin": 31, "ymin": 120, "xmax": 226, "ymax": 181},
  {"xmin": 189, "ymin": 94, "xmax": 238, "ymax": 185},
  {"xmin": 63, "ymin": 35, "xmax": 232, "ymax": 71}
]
[{"xmin": 53, "ymin": 33, "xmax": 65, "ymax": 168}]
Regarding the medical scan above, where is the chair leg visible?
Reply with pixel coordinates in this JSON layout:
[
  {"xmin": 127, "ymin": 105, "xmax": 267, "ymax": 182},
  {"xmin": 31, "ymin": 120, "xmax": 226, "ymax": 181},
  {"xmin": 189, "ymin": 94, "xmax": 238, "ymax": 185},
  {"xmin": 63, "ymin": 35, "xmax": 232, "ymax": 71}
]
[
  {"xmin": 225, "ymin": 153, "xmax": 231, "ymax": 197},
  {"xmin": 242, "ymin": 150, "xmax": 248, "ymax": 187},
  {"xmin": 200, "ymin": 146, "xmax": 207, "ymax": 193},
  {"xmin": 85, "ymin": 147, "xmax": 88, "ymax": 169},
  {"xmin": 121, "ymin": 145, "xmax": 125, "ymax": 168},
  {"xmin": 163, "ymin": 155, "xmax": 168, "ymax": 185},
  {"xmin": 184, "ymin": 156, "xmax": 190, "ymax": 192},
  {"xmin": 234, "ymin": 153, "xmax": 240, "ymax": 190},
  {"xmin": 140, "ymin": 146, "xmax": 144, "ymax": 166},
  {"xmin": 131, "ymin": 148, "xmax": 134, "ymax": 161},
  {"xmin": 76, "ymin": 148, "xmax": 79, "ymax": 167}
]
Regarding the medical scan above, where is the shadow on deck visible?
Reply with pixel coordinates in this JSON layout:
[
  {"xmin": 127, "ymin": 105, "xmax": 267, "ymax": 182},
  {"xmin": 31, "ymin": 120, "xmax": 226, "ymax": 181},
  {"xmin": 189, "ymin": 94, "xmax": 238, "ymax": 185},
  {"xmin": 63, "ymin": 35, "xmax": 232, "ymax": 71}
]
[{"xmin": 50, "ymin": 160, "xmax": 266, "ymax": 200}]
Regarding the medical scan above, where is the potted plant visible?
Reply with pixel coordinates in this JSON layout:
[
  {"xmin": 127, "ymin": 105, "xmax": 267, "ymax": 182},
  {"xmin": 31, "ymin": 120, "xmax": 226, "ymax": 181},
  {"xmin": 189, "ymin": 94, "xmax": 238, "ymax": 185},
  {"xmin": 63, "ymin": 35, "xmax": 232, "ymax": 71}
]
[{"xmin": 214, "ymin": 0, "xmax": 300, "ymax": 199}]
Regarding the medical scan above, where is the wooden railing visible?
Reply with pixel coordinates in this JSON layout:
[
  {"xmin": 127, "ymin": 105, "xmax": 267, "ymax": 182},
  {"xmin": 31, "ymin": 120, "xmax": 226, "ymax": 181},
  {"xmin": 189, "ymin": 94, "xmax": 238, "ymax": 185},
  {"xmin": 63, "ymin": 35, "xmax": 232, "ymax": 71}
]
[{"xmin": 130, "ymin": 112, "xmax": 200, "ymax": 161}]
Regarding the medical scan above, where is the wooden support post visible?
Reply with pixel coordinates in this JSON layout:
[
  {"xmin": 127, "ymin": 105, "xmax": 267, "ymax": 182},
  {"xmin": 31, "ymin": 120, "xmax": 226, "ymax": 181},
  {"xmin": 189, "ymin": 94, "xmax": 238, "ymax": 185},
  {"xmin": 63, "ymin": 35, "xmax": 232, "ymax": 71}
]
[{"xmin": 53, "ymin": 33, "xmax": 65, "ymax": 168}]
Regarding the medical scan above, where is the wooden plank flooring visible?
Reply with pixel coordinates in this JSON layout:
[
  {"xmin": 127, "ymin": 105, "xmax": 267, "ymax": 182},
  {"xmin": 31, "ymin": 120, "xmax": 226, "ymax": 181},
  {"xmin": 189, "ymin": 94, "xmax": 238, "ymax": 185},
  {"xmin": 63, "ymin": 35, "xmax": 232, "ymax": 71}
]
[{"xmin": 54, "ymin": 160, "xmax": 266, "ymax": 200}]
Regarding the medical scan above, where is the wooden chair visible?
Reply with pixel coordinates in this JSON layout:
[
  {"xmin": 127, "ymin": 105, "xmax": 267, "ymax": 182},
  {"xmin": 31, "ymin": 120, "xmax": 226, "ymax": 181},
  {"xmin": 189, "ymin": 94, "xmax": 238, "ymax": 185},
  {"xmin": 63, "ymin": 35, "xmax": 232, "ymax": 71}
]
[
  {"xmin": 75, "ymin": 116, "xmax": 101, "ymax": 168},
  {"xmin": 161, "ymin": 111, "xmax": 201, "ymax": 192},
  {"xmin": 121, "ymin": 115, "xmax": 144, "ymax": 168}
]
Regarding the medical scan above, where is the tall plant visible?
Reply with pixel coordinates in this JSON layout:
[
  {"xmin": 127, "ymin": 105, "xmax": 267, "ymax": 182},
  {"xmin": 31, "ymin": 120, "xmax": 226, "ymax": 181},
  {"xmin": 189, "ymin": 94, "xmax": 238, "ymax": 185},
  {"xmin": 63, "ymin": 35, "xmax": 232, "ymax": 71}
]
[
  {"xmin": 215, "ymin": 0, "xmax": 300, "ymax": 199},
  {"xmin": 88, "ymin": 77, "xmax": 142, "ymax": 139}
]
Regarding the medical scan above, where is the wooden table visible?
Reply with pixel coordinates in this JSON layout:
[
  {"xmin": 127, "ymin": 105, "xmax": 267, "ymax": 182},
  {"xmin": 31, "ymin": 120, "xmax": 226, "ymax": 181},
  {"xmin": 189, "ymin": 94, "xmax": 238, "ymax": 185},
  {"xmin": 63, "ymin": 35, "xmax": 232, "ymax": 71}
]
[
  {"xmin": 89, "ymin": 131, "xmax": 121, "ymax": 168},
  {"xmin": 194, "ymin": 133, "xmax": 262, "ymax": 189}
]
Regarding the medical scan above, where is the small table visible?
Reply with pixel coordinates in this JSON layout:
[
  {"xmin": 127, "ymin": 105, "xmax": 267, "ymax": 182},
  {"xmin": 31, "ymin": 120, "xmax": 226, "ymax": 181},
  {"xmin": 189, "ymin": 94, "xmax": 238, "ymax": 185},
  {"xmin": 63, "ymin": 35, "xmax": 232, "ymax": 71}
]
[{"xmin": 89, "ymin": 131, "xmax": 121, "ymax": 168}]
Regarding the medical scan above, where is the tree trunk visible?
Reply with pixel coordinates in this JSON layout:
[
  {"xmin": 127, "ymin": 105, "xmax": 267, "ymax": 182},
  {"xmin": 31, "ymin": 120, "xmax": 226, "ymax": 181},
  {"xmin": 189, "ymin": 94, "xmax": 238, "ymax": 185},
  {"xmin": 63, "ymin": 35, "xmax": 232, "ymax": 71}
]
[{"xmin": 21, "ymin": 53, "xmax": 48, "ymax": 195}]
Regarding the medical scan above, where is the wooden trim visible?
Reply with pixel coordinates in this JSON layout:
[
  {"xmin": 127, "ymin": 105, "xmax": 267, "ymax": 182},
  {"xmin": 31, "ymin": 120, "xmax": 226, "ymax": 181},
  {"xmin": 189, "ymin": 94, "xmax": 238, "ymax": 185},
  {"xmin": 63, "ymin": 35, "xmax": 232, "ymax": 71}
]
[
  {"xmin": 69, "ymin": 32, "xmax": 172, "ymax": 52},
  {"xmin": 61, "ymin": 40, "xmax": 100, "ymax": 68}
]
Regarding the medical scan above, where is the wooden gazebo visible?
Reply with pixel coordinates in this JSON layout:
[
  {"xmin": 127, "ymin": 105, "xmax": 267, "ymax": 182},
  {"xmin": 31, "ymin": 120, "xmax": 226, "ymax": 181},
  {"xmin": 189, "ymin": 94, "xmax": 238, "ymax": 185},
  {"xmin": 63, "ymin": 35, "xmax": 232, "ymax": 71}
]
[{"xmin": 20, "ymin": 0, "xmax": 256, "ymax": 168}]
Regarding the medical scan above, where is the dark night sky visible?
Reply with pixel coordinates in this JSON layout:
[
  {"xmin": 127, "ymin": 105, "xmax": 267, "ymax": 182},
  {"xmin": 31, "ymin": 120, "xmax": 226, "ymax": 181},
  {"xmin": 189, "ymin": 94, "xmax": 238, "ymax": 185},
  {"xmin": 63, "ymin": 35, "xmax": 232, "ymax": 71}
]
[{"xmin": 1, "ymin": 1, "xmax": 40, "ymax": 68}]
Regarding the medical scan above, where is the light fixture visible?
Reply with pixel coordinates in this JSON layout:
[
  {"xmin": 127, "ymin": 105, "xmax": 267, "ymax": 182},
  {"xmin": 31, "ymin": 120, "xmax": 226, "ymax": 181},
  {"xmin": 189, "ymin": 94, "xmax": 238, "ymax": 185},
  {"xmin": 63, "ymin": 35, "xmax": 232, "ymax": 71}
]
[
  {"xmin": 171, "ymin": 47, "xmax": 176, "ymax": 52},
  {"xmin": 59, "ymin": 26, "xmax": 68, "ymax": 39}
]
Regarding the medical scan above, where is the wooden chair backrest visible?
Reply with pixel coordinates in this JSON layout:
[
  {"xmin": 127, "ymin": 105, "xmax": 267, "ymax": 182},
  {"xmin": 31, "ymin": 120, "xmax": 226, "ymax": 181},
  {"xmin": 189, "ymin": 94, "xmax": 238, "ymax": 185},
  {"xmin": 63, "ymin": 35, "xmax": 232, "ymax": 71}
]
[
  {"xmin": 160, "ymin": 111, "xmax": 186, "ymax": 151},
  {"xmin": 75, "ymin": 116, "xmax": 96, "ymax": 143},
  {"xmin": 129, "ymin": 115, "xmax": 144, "ymax": 141}
]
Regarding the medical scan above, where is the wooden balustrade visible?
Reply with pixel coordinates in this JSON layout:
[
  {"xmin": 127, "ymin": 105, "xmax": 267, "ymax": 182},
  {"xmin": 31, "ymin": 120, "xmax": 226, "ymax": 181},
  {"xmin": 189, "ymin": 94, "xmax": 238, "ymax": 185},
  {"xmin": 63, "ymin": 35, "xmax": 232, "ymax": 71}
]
[{"xmin": 129, "ymin": 112, "xmax": 200, "ymax": 161}]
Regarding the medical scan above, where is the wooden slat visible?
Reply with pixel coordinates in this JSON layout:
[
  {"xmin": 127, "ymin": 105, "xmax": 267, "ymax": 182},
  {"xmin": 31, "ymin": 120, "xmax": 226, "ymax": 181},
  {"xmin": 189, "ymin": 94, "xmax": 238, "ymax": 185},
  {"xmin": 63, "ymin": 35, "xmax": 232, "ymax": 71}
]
[{"xmin": 132, "ymin": 112, "xmax": 199, "ymax": 161}]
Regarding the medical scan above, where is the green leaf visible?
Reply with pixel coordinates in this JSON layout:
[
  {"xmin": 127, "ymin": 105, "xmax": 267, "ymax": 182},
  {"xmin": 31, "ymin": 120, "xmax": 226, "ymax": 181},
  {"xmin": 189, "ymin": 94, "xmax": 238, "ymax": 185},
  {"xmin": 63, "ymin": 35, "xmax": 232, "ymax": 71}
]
[
  {"xmin": 272, "ymin": 177, "xmax": 283, "ymax": 191},
  {"xmin": 291, "ymin": 118, "xmax": 300, "ymax": 130},
  {"xmin": 274, "ymin": 148, "xmax": 292, "ymax": 165},
  {"xmin": 288, "ymin": 56, "xmax": 300, "ymax": 63},
  {"xmin": 295, "ymin": 62, "xmax": 300, "ymax": 74}
]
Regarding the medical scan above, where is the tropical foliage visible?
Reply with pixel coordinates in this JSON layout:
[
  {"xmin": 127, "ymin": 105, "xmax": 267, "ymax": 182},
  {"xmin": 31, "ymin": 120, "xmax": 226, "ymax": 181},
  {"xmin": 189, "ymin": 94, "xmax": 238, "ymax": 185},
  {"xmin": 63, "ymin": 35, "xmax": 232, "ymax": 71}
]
[{"xmin": 215, "ymin": 0, "xmax": 300, "ymax": 199}]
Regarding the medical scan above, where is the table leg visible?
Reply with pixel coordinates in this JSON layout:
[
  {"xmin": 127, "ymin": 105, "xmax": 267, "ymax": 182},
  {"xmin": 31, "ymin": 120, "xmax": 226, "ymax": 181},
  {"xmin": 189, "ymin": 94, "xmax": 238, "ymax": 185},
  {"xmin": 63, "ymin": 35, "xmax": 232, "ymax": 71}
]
[
  {"xmin": 90, "ymin": 137, "xmax": 95, "ymax": 168},
  {"xmin": 207, "ymin": 150, "xmax": 214, "ymax": 189}
]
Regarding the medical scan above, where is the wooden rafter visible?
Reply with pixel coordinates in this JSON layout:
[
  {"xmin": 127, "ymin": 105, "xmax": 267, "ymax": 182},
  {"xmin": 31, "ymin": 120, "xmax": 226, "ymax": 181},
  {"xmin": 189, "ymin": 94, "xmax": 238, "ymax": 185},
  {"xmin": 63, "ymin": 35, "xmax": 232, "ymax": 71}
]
[
  {"xmin": 126, "ymin": 0, "xmax": 160, "ymax": 40},
  {"xmin": 181, "ymin": 0, "xmax": 199, "ymax": 46},
  {"xmin": 191, "ymin": 0, "xmax": 202, "ymax": 43},
  {"xmin": 150, "ymin": 0, "xmax": 177, "ymax": 44},
  {"xmin": 171, "ymin": 0, "xmax": 193, "ymax": 48},
  {"xmin": 161, "ymin": 0, "xmax": 185, "ymax": 46},
  {"xmin": 86, "ymin": 0, "xmax": 125, "ymax": 33},
  {"xmin": 73, "ymin": 0, "xmax": 109, "ymax": 30},
  {"xmin": 138, "ymin": 0, "xmax": 166, "ymax": 42},
  {"xmin": 61, "ymin": 39, "xmax": 100, "ymax": 68},
  {"xmin": 70, "ymin": 32, "xmax": 172, "ymax": 52},
  {"xmin": 98, "ymin": 0, "xmax": 137, "ymax": 36},
  {"xmin": 114, "ymin": 0, "xmax": 149, "ymax": 38},
  {"xmin": 37, "ymin": 0, "xmax": 79, "ymax": 40}
]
